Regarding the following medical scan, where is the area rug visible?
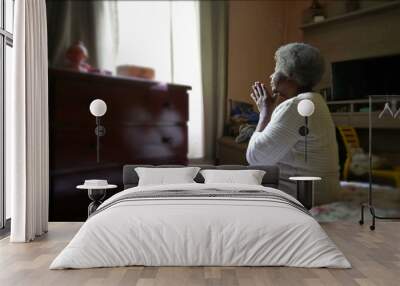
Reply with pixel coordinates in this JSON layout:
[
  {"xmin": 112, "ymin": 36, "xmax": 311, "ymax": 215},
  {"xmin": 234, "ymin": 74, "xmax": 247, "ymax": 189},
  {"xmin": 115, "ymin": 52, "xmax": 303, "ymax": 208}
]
[{"xmin": 311, "ymin": 181, "xmax": 400, "ymax": 222}]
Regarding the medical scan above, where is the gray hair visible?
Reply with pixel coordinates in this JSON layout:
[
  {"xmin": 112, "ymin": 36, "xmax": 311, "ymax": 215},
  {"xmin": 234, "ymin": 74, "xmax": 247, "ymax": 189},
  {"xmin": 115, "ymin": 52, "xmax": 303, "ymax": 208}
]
[{"xmin": 273, "ymin": 43, "xmax": 324, "ymax": 89}]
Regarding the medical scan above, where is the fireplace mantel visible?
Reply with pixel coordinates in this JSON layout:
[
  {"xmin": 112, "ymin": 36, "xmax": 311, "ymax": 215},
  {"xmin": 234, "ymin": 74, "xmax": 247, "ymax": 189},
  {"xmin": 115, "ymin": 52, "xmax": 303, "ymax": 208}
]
[{"xmin": 301, "ymin": 1, "xmax": 400, "ymax": 30}]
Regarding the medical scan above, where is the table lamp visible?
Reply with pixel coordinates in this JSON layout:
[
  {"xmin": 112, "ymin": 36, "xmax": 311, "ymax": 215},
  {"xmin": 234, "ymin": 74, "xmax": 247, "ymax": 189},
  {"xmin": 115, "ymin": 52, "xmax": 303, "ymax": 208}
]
[
  {"xmin": 89, "ymin": 99, "xmax": 107, "ymax": 163},
  {"xmin": 297, "ymin": 99, "xmax": 315, "ymax": 163}
]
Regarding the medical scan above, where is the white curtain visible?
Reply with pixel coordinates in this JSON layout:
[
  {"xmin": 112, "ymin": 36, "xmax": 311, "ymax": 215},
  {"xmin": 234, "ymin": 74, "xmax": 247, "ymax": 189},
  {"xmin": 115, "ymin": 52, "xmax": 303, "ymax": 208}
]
[
  {"xmin": 7, "ymin": 0, "xmax": 49, "ymax": 242},
  {"xmin": 115, "ymin": 1, "xmax": 204, "ymax": 158},
  {"xmin": 170, "ymin": 1, "xmax": 204, "ymax": 159}
]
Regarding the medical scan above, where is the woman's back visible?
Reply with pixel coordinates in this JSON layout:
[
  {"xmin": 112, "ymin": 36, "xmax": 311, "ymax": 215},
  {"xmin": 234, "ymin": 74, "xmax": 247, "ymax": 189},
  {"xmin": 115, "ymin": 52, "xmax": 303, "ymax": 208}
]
[{"xmin": 247, "ymin": 92, "xmax": 340, "ymax": 204}]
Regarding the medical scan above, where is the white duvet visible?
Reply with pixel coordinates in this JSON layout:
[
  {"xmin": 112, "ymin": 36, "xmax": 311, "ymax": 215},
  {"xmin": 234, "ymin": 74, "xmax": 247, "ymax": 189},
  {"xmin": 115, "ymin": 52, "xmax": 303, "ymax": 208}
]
[{"xmin": 50, "ymin": 183, "xmax": 350, "ymax": 269}]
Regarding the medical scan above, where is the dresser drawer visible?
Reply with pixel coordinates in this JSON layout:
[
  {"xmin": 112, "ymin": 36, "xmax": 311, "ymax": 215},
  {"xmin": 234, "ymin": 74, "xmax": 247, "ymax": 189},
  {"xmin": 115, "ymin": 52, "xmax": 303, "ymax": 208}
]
[
  {"xmin": 52, "ymin": 79, "xmax": 188, "ymax": 127},
  {"xmin": 51, "ymin": 125, "xmax": 188, "ymax": 169}
]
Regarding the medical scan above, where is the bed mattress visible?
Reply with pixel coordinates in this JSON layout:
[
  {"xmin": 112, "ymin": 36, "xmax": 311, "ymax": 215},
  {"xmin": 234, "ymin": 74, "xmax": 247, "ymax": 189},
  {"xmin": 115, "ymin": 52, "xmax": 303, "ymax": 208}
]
[{"xmin": 50, "ymin": 183, "xmax": 350, "ymax": 269}]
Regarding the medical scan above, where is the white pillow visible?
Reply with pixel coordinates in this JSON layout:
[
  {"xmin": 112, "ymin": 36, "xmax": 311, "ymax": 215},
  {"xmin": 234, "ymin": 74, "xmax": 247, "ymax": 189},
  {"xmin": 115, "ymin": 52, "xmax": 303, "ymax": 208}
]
[
  {"xmin": 200, "ymin": 169, "xmax": 266, "ymax": 185},
  {"xmin": 135, "ymin": 167, "xmax": 200, "ymax": 186}
]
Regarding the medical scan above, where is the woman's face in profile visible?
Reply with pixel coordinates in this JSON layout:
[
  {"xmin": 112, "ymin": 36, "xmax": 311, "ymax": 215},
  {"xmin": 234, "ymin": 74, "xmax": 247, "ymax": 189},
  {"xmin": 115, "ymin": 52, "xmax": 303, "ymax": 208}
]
[{"xmin": 270, "ymin": 71, "xmax": 298, "ymax": 100}]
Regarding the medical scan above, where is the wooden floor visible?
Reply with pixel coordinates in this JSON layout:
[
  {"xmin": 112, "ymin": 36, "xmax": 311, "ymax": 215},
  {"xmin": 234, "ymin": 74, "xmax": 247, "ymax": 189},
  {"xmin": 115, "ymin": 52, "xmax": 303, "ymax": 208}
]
[{"xmin": 0, "ymin": 222, "xmax": 399, "ymax": 286}]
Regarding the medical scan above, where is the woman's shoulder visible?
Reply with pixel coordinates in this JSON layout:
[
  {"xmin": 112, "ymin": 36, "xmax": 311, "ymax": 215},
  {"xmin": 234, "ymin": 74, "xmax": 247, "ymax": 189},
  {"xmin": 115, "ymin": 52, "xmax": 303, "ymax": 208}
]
[
  {"xmin": 273, "ymin": 92, "xmax": 324, "ymax": 120},
  {"xmin": 275, "ymin": 96, "xmax": 297, "ymax": 112},
  {"xmin": 272, "ymin": 96, "xmax": 299, "ymax": 120},
  {"xmin": 296, "ymin": 92, "xmax": 323, "ymax": 103}
]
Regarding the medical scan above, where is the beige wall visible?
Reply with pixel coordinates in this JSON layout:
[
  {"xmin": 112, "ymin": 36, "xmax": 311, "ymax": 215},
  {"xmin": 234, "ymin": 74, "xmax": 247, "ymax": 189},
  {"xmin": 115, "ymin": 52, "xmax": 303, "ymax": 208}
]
[
  {"xmin": 227, "ymin": 1, "xmax": 285, "ymax": 105},
  {"xmin": 284, "ymin": 1, "xmax": 309, "ymax": 43},
  {"xmin": 227, "ymin": 0, "xmax": 308, "ymax": 105}
]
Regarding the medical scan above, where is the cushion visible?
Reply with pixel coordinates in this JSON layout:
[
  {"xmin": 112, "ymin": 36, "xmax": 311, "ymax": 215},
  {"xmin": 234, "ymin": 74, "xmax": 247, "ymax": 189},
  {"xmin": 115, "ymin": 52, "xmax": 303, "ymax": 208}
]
[
  {"xmin": 200, "ymin": 169, "xmax": 266, "ymax": 185},
  {"xmin": 135, "ymin": 167, "xmax": 201, "ymax": 186}
]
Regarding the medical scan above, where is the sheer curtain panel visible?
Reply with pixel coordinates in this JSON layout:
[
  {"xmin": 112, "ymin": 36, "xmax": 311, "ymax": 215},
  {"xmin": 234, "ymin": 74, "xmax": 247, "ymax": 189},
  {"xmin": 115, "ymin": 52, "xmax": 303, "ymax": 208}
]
[{"xmin": 7, "ymin": 0, "xmax": 49, "ymax": 242}]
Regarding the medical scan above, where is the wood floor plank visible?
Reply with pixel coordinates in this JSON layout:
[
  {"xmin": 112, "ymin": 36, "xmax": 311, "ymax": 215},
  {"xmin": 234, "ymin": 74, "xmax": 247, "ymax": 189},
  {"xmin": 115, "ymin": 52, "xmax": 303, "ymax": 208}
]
[{"xmin": 0, "ymin": 222, "xmax": 399, "ymax": 286}]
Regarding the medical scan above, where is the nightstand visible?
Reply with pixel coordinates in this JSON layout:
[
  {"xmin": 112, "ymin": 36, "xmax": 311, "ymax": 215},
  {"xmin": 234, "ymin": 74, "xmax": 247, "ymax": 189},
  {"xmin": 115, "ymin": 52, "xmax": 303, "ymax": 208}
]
[
  {"xmin": 77, "ymin": 183, "xmax": 117, "ymax": 217},
  {"xmin": 289, "ymin": 176, "xmax": 321, "ymax": 210}
]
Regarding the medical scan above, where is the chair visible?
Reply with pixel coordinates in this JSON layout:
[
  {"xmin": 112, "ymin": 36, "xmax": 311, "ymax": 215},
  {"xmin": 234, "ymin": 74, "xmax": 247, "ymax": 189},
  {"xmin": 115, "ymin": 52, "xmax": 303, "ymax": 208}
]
[
  {"xmin": 337, "ymin": 126, "xmax": 360, "ymax": 180},
  {"xmin": 337, "ymin": 126, "xmax": 400, "ymax": 187}
]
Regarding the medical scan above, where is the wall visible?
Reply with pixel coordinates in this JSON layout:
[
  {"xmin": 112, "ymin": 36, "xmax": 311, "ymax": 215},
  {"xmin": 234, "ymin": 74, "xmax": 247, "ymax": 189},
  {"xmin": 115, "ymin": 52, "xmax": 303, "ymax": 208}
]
[
  {"xmin": 227, "ymin": 0, "xmax": 308, "ymax": 105},
  {"xmin": 284, "ymin": 1, "xmax": 309, "ymax": 43},
  {"xmin": 227, "ymin": 1, "xmax": 285, "ymax": 105}
]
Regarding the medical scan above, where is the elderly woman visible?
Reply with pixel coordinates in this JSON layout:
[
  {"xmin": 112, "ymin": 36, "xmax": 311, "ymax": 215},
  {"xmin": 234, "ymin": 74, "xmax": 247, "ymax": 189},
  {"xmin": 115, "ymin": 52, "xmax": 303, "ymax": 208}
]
[{"xmin": 246, "ymin": 43, "xmax": 340, "ymax": 205}]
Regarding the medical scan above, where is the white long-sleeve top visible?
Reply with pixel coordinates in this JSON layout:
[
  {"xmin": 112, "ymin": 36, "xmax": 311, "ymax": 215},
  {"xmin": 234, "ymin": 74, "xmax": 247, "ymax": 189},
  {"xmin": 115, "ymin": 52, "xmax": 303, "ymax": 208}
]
[{"xmin": 246, "ymin": 92, "xmax": 340, "ymax": 204}]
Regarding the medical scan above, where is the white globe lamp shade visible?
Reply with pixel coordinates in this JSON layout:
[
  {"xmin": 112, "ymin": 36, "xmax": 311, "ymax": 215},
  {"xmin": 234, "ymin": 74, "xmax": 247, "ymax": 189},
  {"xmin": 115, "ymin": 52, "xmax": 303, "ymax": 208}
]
[
  {"xmin": 90, "ymin": 99, "xmax": 107, "ymax": 117},
  {"xmin": 297, "ymin": 99, "xmax": 315, "ymax": 117}
]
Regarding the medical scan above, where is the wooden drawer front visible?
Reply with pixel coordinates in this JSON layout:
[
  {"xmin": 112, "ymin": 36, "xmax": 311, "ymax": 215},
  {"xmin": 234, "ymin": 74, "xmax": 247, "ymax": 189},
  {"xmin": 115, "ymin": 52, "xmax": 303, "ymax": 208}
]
[
  {"xmin": 51, "ymin": 79, "xmax": 188, "ymax": 127},
  {"xmin": 51, "ymin": 125, "xmax": 188, "ymax": 169}
]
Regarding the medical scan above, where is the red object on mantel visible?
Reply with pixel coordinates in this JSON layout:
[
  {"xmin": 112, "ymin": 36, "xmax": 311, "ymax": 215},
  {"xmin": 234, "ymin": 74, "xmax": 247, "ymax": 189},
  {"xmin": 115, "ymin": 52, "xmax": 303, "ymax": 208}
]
[{"xmin": 48, "ymin": 68, "xmax": 190, "ymax": 221}]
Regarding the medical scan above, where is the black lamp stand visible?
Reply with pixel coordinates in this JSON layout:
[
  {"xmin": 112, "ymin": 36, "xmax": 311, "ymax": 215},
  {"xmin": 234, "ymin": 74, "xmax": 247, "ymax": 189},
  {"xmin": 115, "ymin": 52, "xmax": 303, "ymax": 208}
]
[
  {"xmin": 94, "ymin": 117, "xmax": 106, "ymax": 163},
  {"xmin": 298, "ymin": 116, "xmax": 309, "ymax": 162}
]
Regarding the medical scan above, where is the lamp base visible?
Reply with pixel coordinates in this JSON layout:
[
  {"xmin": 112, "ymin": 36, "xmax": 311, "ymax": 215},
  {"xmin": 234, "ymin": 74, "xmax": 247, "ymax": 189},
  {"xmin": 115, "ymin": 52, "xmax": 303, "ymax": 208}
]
[
  {"xmin": 299, "ymin": 126, "xmax": 309, "ymax": 136},
  {"xmin": 95, "ymin": 125, "xmax": 106, "ymax": 136}
]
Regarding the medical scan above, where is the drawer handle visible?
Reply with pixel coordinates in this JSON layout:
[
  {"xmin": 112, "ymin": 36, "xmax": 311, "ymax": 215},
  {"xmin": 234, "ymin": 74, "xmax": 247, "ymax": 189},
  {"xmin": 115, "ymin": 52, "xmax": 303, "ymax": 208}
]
[{"xmin": 161, "ymin": 136, "xmax": 172, "ymax": 144}]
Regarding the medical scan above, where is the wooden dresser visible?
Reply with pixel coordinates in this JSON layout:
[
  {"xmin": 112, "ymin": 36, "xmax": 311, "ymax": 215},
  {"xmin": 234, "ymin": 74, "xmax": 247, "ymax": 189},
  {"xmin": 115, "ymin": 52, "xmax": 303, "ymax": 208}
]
[{"xmin": 49, "ymin": 68, "xmax": 190, "ymax": 221}]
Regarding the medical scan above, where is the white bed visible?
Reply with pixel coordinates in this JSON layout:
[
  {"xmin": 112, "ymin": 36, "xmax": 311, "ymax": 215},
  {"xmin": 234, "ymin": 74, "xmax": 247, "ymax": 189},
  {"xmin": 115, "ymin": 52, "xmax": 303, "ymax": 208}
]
[{"xmin": 50, "ymin": 182, "xmax": 350, "ymax": 269}]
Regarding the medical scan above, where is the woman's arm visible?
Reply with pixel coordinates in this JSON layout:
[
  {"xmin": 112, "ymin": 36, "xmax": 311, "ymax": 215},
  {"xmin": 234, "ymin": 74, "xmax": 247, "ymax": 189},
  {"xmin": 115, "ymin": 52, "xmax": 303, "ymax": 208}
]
[
  {"xmin": 250, "ymin": 82, "xmax": 280, "ymax": 132},
  {"xmin": 255, "ymin": 109, "xmax": 272, "ymax": 133},
  {"xmin": 246, "ymin": 100, "xmax": 302, "ymax": 165}
]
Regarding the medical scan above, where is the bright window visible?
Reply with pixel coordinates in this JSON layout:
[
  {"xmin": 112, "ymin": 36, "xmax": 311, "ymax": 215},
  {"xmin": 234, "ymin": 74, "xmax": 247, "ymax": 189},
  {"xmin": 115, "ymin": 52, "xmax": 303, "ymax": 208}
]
[
  {"xmin": 5, "ymin": 44, "xmax": 12, "ymax": 220},
  {"xmin": 1, "ymin": 0, "xmax": 14, "ymax": 228},
  {"xmin": 5, "ymin": 0, "xmax": 13, "ymax": 33},
  {"xmin": 115, "ymin": 1, "xmax": 204, "ymax": 158}
]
